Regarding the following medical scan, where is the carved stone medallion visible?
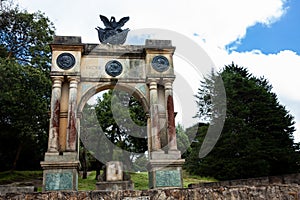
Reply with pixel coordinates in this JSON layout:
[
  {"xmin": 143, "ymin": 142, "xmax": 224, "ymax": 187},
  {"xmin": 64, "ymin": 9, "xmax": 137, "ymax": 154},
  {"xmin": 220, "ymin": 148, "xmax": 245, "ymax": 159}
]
[
  {"xmin": 105, "ymin": 60, "xmax": 123, "ymax": 77},
  {"xmin": 56, "ymin": 53, "xmax": 76, "ymax": 70},
  {"xmin": 151, "ymin": 56, "xmax": 169, "ymax": 72}
]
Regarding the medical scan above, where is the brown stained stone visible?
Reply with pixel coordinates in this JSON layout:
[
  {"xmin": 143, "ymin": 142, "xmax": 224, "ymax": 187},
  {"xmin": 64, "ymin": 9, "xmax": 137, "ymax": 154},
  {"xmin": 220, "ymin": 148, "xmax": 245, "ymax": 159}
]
[
  {"xmin": 167, "ymin": 95, "xmax": 176, "ymax": 144},
  {"xmin": 49, "ymin": 99, "xmax": 60, "ymax": 151},
  {"xmin": 68, "ymin": 103, "xmax": 77, "ymax": 151},
  {"xmin": 52, "ymin": 99, "xmax": 60, "ymax": 128},
  {"xmin": 151, "ymin": 105, "xmax": 161, "ymax": 150}
]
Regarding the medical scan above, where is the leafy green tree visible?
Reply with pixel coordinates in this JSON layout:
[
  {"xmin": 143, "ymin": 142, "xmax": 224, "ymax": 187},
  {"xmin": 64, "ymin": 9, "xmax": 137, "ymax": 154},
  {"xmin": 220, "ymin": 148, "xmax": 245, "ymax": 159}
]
[
  {"xmin": 80, "ymin": 89, "xmax": 148, "ymax": 175},
  {"xmin": 186, "ymin": 63, "xmax": 300, "ymax": 180},
  {"xmin": 80, "ymin": 104, "xmax": 107, "ymax": 179},
  {"xmin": 132, "ymin": 155, "xmax": 148, "ymax": 172},
  {"xmin": 95, "ymin": 90, "xmax": 147, "ymax": 161},
  {"xmin": 0, "ymin": 4, "xmax": 55, "ymax": 170},
  {"xmin": 0, "ymin": 5, "xmax": 55, "ymax": 70},
  {"xmin": 0, "ymin": 58, "xmax": 51, "ymax": 170}
]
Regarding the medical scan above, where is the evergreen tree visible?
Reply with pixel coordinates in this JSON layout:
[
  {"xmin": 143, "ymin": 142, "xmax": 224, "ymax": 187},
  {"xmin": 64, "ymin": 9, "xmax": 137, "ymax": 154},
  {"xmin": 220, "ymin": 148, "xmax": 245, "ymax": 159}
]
[{"xmin": 186, "ymin": 63, "xmax": 300, "ymax": 180}]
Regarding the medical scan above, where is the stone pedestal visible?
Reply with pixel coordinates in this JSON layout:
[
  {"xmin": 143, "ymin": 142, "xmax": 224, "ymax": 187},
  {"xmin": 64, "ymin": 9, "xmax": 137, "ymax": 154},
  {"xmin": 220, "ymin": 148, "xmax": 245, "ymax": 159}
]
[
  {"xmin": 148, "ymin": 157, "xmax": 185, "ymax": 189},
  {"xmin": 106, "ymin": 161, "xmax": 123, "ymax": 181},
  {"xmin": 40, "ymin": 152, "xmax": 80, "ymax": 191}
]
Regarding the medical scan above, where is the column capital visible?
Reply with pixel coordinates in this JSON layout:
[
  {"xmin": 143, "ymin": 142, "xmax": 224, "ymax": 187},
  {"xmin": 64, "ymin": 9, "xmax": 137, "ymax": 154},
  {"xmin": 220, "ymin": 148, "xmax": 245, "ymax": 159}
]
[
  {"xmin": 149, "ymin": 82, "xmax": 157, "ymax": 90},
  {"xmin": 51, "ymin": 76, "xmax": 64, "ymax": 89},
  {"xmin": 68, "ymin": 76, "xmax": 80, "ymax": 89},
  {"xmin": 162, "ymin": 78, "xmax": 175, "ymax": 91},
  {"xmin": 163, "ymin": 81, "xmax": 173, "ymax": 90},
  {"xmin": 67, "ymin": 76, "xmax": 80, "ymax": 83},
  {"xmin": 51, "ymin": 76, "xmax": 64, "ymax": 82}
]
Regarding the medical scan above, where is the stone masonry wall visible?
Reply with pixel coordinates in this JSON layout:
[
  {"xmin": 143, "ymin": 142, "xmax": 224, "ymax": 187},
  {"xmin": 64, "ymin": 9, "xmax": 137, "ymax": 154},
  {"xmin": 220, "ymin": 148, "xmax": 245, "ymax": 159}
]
[
  {"xmin": 1, "ymin": 185, "xmax": 300, "ymax": 200},
  {"xmin": 189, "ymin": 173, "xmax": 300, "ymax": 188},
  {"xmin": 1, "ymin": 174, "xmax": 300, "ymax": 199}
]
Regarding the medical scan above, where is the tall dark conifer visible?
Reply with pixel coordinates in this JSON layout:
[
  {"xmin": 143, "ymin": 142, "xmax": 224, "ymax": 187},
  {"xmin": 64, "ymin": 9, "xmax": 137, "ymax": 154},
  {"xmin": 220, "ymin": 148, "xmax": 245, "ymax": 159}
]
[{"xmin": 186, "ymin": 63, "xmax": 300, "ymax": 180}]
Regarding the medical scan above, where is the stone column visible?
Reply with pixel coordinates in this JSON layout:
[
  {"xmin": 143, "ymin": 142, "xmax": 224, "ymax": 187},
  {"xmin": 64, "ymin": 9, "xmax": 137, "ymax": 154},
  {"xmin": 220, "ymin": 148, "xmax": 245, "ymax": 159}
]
[
  {"xmin": 48, "ymin": 76, "xmax": 64, "ymax": 152},
  {"xmin": 66, "ymin": 76, "xmax": 79, "ymax": 151},
  {"xmin": 164, "ymin": 80, "xmax": 177, "ymax": 151},
  {"xmin": 149, "ymin": 79, "xmax": 162, "ymax": 152},
  {"xmin": 76, "ymin": 115, "xmax": 81, "ymax": 158},
  {"xmin": 147, "ymin": 115, "xmax": 152, "ymax": 154}
]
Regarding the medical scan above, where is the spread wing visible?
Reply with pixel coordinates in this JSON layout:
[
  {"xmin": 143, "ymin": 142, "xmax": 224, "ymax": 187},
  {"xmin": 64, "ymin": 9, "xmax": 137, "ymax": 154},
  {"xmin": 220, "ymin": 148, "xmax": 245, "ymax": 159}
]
[
  {"xmin": 117, "ymin": 16, "xmax": 130, "ymax": 29},
  {"xmin": 100, "ymin": 15, "xmax": 112, "ymax": 29}
]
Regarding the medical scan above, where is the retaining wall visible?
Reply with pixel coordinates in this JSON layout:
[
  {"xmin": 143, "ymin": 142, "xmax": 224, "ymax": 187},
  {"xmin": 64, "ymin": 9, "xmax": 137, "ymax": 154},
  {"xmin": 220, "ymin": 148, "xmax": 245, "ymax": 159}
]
[
  {"xmin": 1, "ymin": 174, "xmax": 300, "ymax": 199},
  {"xmin": 0, "ymin": 184, "xmax": 300, "ymax": 200},
  {"xmin": 189, "ymin": 173, "xmax": 300, "ymax": 188}
]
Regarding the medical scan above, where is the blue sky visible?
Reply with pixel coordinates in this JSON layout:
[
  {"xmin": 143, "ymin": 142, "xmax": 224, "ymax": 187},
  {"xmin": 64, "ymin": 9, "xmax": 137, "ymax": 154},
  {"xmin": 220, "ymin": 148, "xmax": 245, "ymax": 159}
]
[{"xmin": 226, "ymin": 0, "xmax": 300, "ymax": 55}]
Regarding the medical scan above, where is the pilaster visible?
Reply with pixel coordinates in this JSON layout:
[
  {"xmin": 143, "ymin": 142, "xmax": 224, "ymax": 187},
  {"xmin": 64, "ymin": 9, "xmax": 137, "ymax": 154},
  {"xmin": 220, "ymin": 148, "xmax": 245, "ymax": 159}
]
[
  {"xmin": 163, "ymin": 79, "xmax": 178, "ymax": 152},
  {"xmin": 66, "ymin": 76, "xmax": 80, "ymax": 151},
  {"xmin": 148, "ymin": 78, "xmax": 162, "ymax": 153},
  {"xmin": 48, "ymin": 76, "xmax": 64, "ymax": 152}
]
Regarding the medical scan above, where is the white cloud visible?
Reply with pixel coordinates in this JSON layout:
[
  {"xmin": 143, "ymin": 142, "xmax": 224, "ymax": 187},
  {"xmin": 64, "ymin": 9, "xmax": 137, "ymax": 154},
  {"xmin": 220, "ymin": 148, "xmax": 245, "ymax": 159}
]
[
  {"xmin": 227, "ymin": 50, "xmax": 300, "ymax": 101},
  {"xmin": 17, "ymin": 0, "xmax": 287, "ymax": 45}
]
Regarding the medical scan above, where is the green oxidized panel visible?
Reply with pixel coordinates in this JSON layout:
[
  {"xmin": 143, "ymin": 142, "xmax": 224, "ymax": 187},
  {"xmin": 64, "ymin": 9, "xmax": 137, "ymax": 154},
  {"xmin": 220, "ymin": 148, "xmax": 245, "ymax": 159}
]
[
  {"xmin": 155, "ymin": 170, "xmax": 182, "ymax": 187},
  {"xmin": 45, "ymin": 172, "xmax": 73, "ymax": 191},
  {"xmin": 148, "ymin": 171, "xmax": 153, "ymax": 188}
]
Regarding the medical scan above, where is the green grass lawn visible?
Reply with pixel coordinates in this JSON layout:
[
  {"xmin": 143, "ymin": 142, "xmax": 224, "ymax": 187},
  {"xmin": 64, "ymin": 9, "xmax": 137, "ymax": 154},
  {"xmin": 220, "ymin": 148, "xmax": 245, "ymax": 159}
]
[
  {"xmin": 78, "ymin": 170, "xmax": 216, "ymax": 190},
  {"xmin": 0, "ymin": 171, "xmax": 43, "ymax": 185},
  {"xmin": 0, "ymin": 170, "xmax": 216, "ymax": 191},
  {"xmin": 182, "ymin": 170, "xmax": 217, "ymax": 188},
  {"xmin": 78, "ymin": 171, "xmax": 98, "ymax": 191},
  {"xmin": 130, "ymin": 172, "xmax": 149, "ymax": 190}
]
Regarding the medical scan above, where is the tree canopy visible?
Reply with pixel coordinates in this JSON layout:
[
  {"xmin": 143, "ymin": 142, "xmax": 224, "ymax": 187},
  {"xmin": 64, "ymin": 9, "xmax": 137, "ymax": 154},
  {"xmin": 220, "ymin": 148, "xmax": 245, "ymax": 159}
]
[
  {"xmin": 80, "ymin": 89, "xmax": 148, "ymax": 172},
  {"xmin": 95, "ymin": 90, "xmax": 148, "ymax": 156},
  {"xmin": 0, "ymin": 4, "xmax": 55, "ymax": 170},
  {"xmin": 0, "ymin": 5, "xmax": 55, "ymax": 70},
  {"xmin": 185, "ymin": 63, "xmax": 300, "ymax": 180}
]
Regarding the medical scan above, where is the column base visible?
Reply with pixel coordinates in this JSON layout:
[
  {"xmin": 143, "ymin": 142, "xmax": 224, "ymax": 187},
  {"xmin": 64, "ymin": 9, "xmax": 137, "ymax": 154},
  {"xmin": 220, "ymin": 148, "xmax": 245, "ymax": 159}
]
[
  {"xmin": 40, "ymin": 152, "xmax": 80, "ymax": 191},
  {"xmin": 150, "ymin": 149, "xmax": 182, "ymax": 160},
  {"xmin": 147, "ymin": 159, "xmax": 185, "ymax": 189}
]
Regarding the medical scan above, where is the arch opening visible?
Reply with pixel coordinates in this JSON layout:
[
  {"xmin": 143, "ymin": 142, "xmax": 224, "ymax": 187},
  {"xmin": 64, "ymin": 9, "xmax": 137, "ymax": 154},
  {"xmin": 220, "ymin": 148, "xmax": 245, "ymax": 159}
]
[{"xmin": 79, "ymin": 86, "xmax": 149, "ymax": 176}]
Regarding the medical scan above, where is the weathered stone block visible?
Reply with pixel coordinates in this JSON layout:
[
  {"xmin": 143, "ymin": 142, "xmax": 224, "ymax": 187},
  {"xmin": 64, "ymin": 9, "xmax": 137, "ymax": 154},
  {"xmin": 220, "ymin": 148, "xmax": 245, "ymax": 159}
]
[{"xmin": 106, "ymin": 161, "xmax": 123, "ymax": 182}]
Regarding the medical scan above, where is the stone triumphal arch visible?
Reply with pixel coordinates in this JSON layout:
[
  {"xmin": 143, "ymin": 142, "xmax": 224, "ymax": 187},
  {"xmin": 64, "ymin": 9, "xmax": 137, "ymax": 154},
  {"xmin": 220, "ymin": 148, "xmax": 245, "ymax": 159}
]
[{"xmin": 41, "ymin": 35, "xmax": 184, "ymax": 191}]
